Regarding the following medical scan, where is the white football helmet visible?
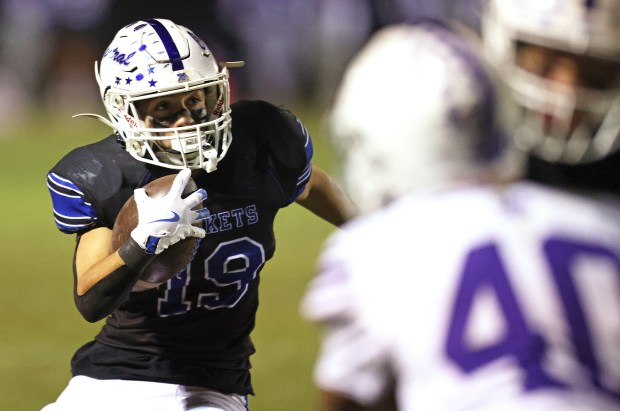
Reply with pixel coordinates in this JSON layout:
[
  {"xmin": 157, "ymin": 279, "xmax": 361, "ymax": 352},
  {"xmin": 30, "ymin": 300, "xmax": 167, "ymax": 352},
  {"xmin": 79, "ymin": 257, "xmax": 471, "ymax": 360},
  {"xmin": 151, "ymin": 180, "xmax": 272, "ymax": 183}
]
[
  {"xmin": 91, "ymin": 18, "xmax": 238, "ymax": 172},
  {"xmin": 482, "ymin": 0, "xmax": 620, "ymax": 164},
  {"xmin": 330, "ymin": 22, "xmax": 521, "ymax": 214}
]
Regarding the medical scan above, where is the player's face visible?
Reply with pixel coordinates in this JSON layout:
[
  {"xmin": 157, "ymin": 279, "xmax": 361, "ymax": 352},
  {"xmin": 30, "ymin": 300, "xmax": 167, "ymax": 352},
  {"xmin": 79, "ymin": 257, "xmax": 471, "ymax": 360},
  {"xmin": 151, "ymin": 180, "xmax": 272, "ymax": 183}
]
[
  {"xmin": 515, "ymin": 42, "xmax": 620, "ymax": 134},
  {"xmin": 136, "ymin": 88, "xmax": 217, "ymax": 149},
  {"xmin": 516, "ymin": 43, "xmax": 619, "ymax": 89}
]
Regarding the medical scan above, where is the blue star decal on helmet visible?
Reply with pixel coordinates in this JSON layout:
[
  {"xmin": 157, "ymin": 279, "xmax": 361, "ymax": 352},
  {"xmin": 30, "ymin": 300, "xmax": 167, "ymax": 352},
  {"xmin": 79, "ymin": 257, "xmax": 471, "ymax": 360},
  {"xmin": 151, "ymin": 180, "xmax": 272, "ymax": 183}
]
[
  {"xmin": 115, "ymin": 77, "xmax": 121, "ymax": 85},
  {"xmin": 125, "ymin": 77, "xmax": 132, "ymax": 85},
  {"xmin": 149, "ymin": 79, "xmax": 157, "ymax": 87},
  {"xmin": 148, "ymin": 66, "xmax": 155, "ymax": 74},
  {"xmin": 177, "ymin": 72, "xmax": 188, "ymax": 81}
]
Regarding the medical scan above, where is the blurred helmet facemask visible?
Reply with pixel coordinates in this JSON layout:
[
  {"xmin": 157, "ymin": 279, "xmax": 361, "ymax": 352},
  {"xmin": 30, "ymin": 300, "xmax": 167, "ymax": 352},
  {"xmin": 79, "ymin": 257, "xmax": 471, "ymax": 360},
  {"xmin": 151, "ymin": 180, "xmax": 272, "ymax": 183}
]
[
  {"xmin": 482, "ymin": 0, "xmax": 620, "ymax": 164},
  {"xmin": 80, "ymin": 18, "xmax": 243, "ymax": 172}
]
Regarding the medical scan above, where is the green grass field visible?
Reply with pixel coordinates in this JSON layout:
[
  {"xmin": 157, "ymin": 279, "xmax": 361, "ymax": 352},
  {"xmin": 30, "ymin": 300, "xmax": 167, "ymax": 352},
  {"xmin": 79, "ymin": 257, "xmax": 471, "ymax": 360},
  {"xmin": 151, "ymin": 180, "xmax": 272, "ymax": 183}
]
[{"xmin": 0, "ymin": 106, "xmax": 339, "ymax": 410}]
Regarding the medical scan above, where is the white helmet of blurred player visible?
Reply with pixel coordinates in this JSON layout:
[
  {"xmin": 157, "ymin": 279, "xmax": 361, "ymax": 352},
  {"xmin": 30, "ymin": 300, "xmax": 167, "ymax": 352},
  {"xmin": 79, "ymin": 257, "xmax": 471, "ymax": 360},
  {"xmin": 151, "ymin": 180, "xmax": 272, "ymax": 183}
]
[
  {"xmin": 93, "ymin": 18, "xmax": 241, "ymax": 172},
  {"xmin": 330, "ymin": 22, "xmax": 521, "ymax": 214},
  {"xmin": 482, "ymin": 0, "xmax": 620, "ymax": 164}
]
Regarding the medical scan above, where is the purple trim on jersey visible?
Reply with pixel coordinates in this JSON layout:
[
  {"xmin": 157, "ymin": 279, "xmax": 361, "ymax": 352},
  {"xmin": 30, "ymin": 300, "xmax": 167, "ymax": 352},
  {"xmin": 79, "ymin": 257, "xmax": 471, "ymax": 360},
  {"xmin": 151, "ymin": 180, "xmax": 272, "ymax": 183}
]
[
  {"xmin": 47, "ymin": 173, "xmax": 97, "ymax": 233},
  {"xmin": 145, "ymin": 19, "xmax": 184, "ymax": 71}
]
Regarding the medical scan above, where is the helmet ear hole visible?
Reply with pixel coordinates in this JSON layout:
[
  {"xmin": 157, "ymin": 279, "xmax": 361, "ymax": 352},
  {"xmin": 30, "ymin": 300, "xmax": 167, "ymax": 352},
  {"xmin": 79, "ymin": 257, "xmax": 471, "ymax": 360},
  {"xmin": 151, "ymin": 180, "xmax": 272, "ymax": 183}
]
[
  {"xmin": 112, "ymin": 95, "xmax": 125, "ymax": 110},
  {"xmin": 104, "ymin": 93, "xmax": 125, "ymax": 111}
]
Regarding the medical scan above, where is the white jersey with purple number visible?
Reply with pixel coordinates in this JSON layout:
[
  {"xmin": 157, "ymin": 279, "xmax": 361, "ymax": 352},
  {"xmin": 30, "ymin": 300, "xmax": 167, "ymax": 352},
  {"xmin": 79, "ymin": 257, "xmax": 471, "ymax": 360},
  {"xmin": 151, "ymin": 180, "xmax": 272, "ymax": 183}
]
[{"xmin": 302, "ymin": 182, "xmax": 620, "ymax": 411}]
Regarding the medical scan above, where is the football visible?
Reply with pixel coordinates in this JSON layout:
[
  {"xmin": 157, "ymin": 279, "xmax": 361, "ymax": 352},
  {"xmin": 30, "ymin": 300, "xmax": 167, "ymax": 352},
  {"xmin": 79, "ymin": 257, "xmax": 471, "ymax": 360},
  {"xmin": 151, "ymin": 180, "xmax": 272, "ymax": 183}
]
[{"xmin": 112, "ymin": 174, "xmax": 203, "ymax": 291}]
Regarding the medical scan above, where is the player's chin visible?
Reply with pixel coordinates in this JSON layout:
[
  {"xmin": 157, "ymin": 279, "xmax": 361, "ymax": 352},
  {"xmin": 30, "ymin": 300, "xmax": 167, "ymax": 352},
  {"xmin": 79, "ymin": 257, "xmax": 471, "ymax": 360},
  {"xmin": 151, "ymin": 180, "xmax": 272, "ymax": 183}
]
[{"xmin": 154, "ymin": 139, "xmax": 175, "ymax": 150}]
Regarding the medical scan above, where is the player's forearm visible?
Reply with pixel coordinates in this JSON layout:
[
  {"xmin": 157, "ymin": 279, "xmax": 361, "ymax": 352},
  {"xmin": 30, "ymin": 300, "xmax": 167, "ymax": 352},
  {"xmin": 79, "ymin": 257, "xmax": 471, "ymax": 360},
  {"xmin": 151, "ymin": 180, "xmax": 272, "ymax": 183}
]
[
  {"xmin": 74, "ymin": 263, "xmax": 140, "ymax": 322},
  {"xmin": 296, "ymin": 166, "xmax": 357, "ymax": 227},
  {"xmin": 75, "ymin": 250, "xmax": 127, "ymax": 295},
  {"xmin": 74, "ymin": 244, "xmax": 157, "ymax": 322},
  {"xmin": 73, "ymin": 229, "xmax": 152, "ymax": 322}
]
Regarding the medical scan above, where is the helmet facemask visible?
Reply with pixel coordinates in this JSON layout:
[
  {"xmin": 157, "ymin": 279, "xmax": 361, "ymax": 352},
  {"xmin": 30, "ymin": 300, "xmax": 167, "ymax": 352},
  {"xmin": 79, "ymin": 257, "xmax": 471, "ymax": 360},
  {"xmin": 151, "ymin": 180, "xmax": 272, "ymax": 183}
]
[
  {"xmin": 482, "ymin": 0, "xmax": 620, "ymax": 164},
  {"xmin": 106, "ymin": 74, "xmax": 232, "ymax": 173},
  {"xmin": 505, "ymin": 42, "xmax": 620, "ymax": 164}
]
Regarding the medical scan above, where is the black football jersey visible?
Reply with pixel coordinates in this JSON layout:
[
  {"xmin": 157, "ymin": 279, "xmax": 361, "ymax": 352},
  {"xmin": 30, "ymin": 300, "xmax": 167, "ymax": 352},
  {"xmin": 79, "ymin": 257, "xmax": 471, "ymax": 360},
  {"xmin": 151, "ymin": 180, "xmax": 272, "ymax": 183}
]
[{"xmin": 47, "ymin": 100, "xmax": 314, "ymax": 395}]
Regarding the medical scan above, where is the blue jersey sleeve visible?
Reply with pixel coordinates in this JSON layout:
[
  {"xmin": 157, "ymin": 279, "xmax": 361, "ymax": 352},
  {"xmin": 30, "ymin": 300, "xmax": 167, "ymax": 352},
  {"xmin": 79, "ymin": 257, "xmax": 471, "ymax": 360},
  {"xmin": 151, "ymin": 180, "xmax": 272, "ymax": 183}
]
[
  {"xmin": 290, "ymin": 116, "xmax": 314, "ymax": 202},
  {"xmin": 47, "ymin": 172, "xmax": 98, "ymax": 233}
]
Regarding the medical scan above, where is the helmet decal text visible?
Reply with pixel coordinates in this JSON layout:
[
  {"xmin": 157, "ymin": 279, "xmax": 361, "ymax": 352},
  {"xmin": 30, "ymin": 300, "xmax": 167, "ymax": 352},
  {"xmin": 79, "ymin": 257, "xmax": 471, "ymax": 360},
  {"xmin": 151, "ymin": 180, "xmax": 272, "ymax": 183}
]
[{"xmin": 104, "ymin": 47, "xmax": 136, "ymax": 67}]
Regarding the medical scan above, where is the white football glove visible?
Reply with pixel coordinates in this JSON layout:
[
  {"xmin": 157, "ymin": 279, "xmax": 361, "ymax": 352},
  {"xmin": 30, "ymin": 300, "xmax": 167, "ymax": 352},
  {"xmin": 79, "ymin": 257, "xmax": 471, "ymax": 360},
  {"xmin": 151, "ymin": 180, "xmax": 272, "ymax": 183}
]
[{"xmin": 131, "ymin": 168, "xmax": 207, "ymax": 255}]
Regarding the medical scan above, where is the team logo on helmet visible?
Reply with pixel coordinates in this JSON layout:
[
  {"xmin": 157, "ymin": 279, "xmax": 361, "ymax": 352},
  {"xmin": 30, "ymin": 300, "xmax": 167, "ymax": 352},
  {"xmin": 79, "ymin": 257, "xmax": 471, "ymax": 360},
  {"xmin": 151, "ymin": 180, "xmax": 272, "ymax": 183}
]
[{"xmin": 104, "ymin": 47, "xmax": 136, "ymax": 67}]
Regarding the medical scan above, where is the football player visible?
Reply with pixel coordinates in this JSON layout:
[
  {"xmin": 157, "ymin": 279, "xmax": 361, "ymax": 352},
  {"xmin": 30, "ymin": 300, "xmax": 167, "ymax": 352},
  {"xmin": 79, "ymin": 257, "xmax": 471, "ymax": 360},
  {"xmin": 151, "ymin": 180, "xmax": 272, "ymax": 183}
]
[
  {"xmin": 482, "ymin": 0, "xmax": 620, "ymax": 192},
  {"xmin": 43, "ymin": 19, "xmax": 354, "ymax": 411},
  {"xmin": 301, "ymin": 10, "xmax": 620, "ymax": 411}
]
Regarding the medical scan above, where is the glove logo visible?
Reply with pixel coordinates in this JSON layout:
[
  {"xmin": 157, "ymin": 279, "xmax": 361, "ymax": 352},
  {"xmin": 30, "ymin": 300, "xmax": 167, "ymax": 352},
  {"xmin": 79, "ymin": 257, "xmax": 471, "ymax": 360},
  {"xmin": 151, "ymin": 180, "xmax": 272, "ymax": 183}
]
[{"xmin": 147, "ymin": 211, "xmax": 180, "ymax": 224}]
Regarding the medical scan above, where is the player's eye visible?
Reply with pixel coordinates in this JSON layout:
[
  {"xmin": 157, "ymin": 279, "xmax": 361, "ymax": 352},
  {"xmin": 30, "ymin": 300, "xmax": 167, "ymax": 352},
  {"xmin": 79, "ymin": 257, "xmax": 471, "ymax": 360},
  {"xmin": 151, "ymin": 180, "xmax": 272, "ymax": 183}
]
[
  {"xmin": 516, "ymin": 43, "xmax": 555, "ymax": 77},
  {"xmin": 185, "ymin": 94, "xmax": 204, "ymax": 109}
]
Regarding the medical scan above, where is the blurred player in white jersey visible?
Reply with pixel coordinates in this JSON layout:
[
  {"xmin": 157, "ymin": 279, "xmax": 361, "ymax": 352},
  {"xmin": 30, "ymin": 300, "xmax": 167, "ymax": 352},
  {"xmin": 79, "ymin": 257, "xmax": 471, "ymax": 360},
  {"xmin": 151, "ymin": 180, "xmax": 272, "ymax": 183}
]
[{"xmin": 301, "ymin": 3, "xmax": 620, "ymax": 410}]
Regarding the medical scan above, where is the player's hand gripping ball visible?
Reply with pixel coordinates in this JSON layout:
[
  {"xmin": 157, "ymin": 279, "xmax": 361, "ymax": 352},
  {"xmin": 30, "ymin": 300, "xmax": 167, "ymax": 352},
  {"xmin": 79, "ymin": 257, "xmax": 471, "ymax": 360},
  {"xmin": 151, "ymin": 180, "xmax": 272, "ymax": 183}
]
[{"xmin": 112, "ymin": 172, "xmax": 207, "ymax": 291}]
